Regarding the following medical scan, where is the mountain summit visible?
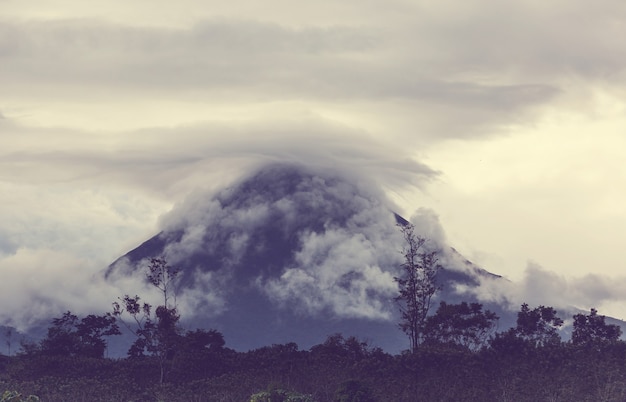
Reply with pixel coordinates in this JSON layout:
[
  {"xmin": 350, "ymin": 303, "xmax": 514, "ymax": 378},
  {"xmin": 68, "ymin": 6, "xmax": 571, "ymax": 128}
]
[{"xmin": 107, "ymin": 163, "xmax": 506, "ymax": 352}]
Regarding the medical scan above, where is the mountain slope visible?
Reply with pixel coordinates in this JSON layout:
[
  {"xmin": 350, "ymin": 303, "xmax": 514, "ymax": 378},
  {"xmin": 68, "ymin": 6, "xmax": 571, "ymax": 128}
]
[{"xmin": 107, "ymin": 163, "xmax": 511, "ymax": 352}]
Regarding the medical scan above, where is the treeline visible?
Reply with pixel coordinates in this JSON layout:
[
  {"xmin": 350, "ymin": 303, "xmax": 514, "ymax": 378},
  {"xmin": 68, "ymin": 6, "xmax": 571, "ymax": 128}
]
[
  {"xmin": 1, "ymin": 302, "xmax": 625, "ymax": 401},
  {"xmin": 1, "ymin": 232, "xmax": 624, "ymax": 401}
]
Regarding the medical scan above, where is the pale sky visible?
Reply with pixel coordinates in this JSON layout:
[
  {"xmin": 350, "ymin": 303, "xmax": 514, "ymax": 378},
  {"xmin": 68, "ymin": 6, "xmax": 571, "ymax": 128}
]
[{"xmin": 2, "ymin": 0, "xmax": 626, "ymax": 324}]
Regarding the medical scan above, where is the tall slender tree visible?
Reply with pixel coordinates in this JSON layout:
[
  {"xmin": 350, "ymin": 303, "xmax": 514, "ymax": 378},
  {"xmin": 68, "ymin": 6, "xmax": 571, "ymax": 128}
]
[
  {"xmin": 113, "ymin": 257, "xmax": 181, "ymax": 384},
  {"xmin": 394, "ymin": 222, "xmax": 442, "ymax": 352},
  {"xmin": 4, "ymin": 327, "xmax": 13, "ymax": 356}
]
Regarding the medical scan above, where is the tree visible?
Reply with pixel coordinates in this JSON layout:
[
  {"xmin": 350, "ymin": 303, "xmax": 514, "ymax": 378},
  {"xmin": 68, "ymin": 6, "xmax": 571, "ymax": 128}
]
[
  {"xmin": 38, "ymin": 311, "xmax": 120, "ymax": 358},
  {"xmin": 80, "ymin": 313, "xmax": 122, "ymax": 357},
  {"xmin": 310, "ymin": 334, "xmax": 373, "ymax": 362},
  {"xmin": 394, "ymin": 222, "xmax": 441, "ymax": 352},
  {"xmin": 112, "ymin": 257, "xmax": 182, "ymax": 384},
  {"xmin": 4, "ymin": 327, "xmax": 13, "ymax": 356},
  {"xmin": 39, "ymin": 311, "xmax": 81, "ymax": 356},
  {"xmin": 489, "ymin": 304, "xmax": 563, "ymax": 355},
  {"xmin": 514, "ymin": 303, "xmax": 563, "ymax": 347},
  {"xmin": 423, "ymin": 301, "xmax": 498, "ymax": 351},
  {"xmin": 170, "ymin": 329, "xmax": 228, "ymax": 381},
  {"xmin": 146, "ymin": 257, "xmax": 180, "ymax": 309},
  {"xmin": 572, "ymin": 308, "xmax": 622, "ymax": 347}
]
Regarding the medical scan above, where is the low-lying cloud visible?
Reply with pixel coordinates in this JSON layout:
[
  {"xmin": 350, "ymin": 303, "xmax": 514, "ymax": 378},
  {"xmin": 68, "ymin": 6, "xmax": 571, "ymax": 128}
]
[
  {"xmin": 2, "ymin": 0, "xmax": 626, "ymax": 337},
  {"xmin": 2, "ymin": 159, "xmax": 626, "ymax": 334},
  {"xmin": 150, "ymin": 164, "xmax": 408, "ymax": 321},
  {"xmin": 0, "ymin": 248, "xmax": 156, "ymax": 331},
  {"xmin": 260, "ymin": 204, "xmax": 402, "ymax": 320},
  {"xmin": 457, "ymin": 261, "xmax": 626, "ymax": 318}
]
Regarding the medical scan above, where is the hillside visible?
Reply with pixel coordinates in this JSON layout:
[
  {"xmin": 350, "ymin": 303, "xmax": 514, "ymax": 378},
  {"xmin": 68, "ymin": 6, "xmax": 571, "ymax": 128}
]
[{"xmin": 106, "ymin": 163, "xmax": 514, "ymax": 352}]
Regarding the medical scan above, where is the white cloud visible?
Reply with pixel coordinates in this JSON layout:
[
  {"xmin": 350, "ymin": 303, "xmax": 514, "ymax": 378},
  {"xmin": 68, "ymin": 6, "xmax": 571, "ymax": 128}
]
[
  {"xmin": 0, "ymin": 248, "xmax": 155, "ymax": 331},
  {"xmin": 175, "ymin": 268, "xmax": 229, "ymax": 318},
  {"xmin": 457, "ymin": 262, "xmax": 626, "ymax": 319},
  {"xmin": 2, "ymin": 0, "xmax": 626, "ymax": 332},
  {"xmin": 259, "ymin": 187, "xmax": 404, "ymax": 320}
]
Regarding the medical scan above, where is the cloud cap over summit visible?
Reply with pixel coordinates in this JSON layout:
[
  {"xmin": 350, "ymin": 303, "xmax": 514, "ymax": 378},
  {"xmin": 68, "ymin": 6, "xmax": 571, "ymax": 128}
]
[{"xmin": 108, "ymin": 163, "xmax": 506, "ymax": 351}]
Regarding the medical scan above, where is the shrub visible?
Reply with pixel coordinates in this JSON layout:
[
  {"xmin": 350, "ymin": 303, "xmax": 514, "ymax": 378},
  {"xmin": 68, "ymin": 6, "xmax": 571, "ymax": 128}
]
[
  {"xmin": 334, "ymin": 380, "xmax": 376, "ymax": 402},
  {"xmin": 1, "ymin": 391, "xmax": 39, "ymax": 402},
  {"xmin": 250, "ymin": 387, "xmax": 315, "ymax": 402}
]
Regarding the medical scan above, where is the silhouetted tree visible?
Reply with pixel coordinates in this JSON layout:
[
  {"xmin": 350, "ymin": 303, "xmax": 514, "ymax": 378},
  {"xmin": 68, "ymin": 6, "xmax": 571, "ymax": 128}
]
[
  {"xmin": 39, "ymin": 312, "xmax": 81, "ymax": 357},
  {"xmin": 572, "ymin": 308, "xmax": 622, "ymax": 347},
  {"xmin": 423, "ymin": 301, "xmax": 498, "ymax": 351},
  {"xmin": 489, "ymin": 304, "xmax": 563, "ymax": 358},
  {"xmin": 180, "ymin": 328, "xmax": 225, "ymax": 352},
  {"xmin": 514, "ymin": 303, "xmax": 563, "ymax": 347},
  {"xmin": 394, "ymin": 223, "xmax": 441, "ymax": 352},
  {"xmin": 75, "ymin": 313, "xmax": 122, "ymax": 357},
  {"xmin": 38, "ymin": 311, "xmax": 120, "ymax": 358},
  {"xmin": 310, "ymin": 334, "xmax": 373, "ymax": 362},
  {"xmin": 170, "ymin": 329, "xmax": 228, "ymax": 381},
  {"xmin": 145, "ymin": 257, "xmax": 180, "ymax": 309},
  {"xmin": 113, "ymin": 257, "xmax": 182, "ymax": 384}
]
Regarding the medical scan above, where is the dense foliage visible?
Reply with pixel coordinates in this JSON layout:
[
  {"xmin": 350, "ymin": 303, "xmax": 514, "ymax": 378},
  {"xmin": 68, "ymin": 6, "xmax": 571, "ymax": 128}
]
[
  {"xmin": 1, "ymin": 305, "xmax": 625, "ymax": 401},
  {"xmin": 3, "ymin": 256, "xmax": 624, "ymax": 401}
]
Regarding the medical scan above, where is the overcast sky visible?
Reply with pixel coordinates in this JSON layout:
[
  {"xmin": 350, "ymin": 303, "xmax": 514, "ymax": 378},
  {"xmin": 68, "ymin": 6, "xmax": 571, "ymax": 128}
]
[{"xmin": 2, "ymin": 0, "xmax": 626, "ymax": 324}]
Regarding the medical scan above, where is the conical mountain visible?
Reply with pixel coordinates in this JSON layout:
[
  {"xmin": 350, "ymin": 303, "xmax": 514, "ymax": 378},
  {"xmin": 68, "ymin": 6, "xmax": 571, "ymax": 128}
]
[{"xmin": 107, "ymin": 163, "xmax": 509, "ymax": 352}]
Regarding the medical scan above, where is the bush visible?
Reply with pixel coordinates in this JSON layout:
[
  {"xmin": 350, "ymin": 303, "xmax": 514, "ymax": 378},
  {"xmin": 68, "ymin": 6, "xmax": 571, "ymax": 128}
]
[
  {"xmin": 1, "ymin": 391, "xmax": 39, "ymax": 402},
  {"xmin": 334, "ymin": 380, "xmax": 376, "ymax": 402},
  {"xmin": 250, "ymin": 387, "xmax": 315, "ymax": 402}
]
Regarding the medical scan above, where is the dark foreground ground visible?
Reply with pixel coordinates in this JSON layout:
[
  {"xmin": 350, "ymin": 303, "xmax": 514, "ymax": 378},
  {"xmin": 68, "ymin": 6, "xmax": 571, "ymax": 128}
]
[{"xmin": 2, "ymin": 334, "xmax": 626, "ymax": 402}]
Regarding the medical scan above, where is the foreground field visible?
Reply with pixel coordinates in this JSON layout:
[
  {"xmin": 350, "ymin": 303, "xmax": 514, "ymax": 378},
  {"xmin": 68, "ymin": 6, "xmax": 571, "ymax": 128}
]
[{"xmin": 2, "ymin": 333, "xmax": 626, "ymax": 402}]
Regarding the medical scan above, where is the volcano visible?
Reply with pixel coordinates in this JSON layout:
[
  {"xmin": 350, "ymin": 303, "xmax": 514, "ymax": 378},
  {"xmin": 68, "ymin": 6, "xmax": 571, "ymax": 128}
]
[{"xmin": 106, "ymin": 163, "xmax": 510, "ymax": 352}]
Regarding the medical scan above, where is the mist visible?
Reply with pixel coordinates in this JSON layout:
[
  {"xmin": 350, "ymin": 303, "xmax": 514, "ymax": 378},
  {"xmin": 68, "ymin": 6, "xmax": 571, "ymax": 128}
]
[
  {"xmin": 456, "ymin": 261, "xmax": 626, "ymax": 320},
  {"xmin": 2, "ymin": 146, "xmax": 626, "ymax": 335}
]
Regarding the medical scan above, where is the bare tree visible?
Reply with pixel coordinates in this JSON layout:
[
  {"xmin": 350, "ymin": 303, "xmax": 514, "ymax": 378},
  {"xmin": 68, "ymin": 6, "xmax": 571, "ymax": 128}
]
[
  {"xmin": 394, "ymin": 223, "xmax": 441, "ymax": 352},
  {"xmin": 146, "ymin": 257, "xmax": 180, "ymax": 309}
]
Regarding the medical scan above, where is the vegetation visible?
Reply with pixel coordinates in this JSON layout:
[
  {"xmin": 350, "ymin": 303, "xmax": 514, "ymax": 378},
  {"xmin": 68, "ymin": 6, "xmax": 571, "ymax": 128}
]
[
  {"xmin": 1, "ymin": 303, "xmax": 624, "ymax": 401},
  {"xmin": 25, "ymin": 311, "xmax": 120, "ymax": 359},
  {"xmin": 572, "ymin": 308, "xmax": 622, "ymax": 346},
  {"xmin": 423, "ymin": 301, "xmax": 498, "ymax": 351},
  {"xmin": 112, "ymin": 258, "xmax": 183, "ymax": 384},
  {"xmin": 0, "ymin": 391, "xmax": 39, "ymax": 402},
  {"xmin": 250, "ymin": 385, "xmax": 314, "ymax": 402},
  {"xmin": 394, "ymin": 222, "xmax": 442, "ymax": 352},
  {"xmin": 2, "ymin": 249, "xmax": 625, "ymax": 401}
]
